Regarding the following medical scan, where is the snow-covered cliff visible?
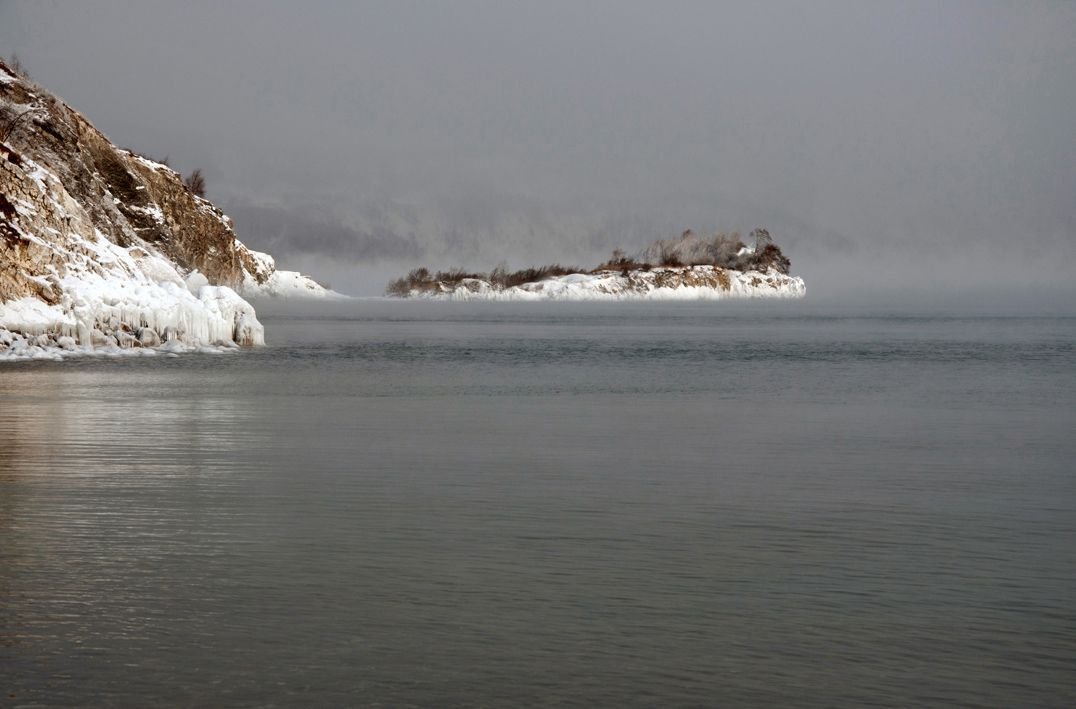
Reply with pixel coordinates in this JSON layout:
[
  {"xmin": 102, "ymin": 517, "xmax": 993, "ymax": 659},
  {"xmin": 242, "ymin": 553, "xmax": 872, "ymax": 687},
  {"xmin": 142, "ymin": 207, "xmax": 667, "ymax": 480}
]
[{"xmin": 0, "ymin": 59, "xmax": 333, "ymax": 360}]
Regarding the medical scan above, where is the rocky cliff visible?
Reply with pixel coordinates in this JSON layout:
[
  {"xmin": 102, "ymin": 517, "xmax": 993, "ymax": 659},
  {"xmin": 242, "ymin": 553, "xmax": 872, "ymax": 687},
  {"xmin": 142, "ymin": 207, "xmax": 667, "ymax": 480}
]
[{"xmin": 0, "ymin": 59, "xmax": 330, "ymax": 359}]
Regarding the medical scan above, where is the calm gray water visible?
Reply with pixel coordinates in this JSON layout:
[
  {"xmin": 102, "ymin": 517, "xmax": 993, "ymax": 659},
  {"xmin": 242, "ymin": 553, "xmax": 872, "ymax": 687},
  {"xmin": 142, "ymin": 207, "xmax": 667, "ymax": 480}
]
[{"xmin": 2, "ymin": 302, "xmax": 1075, "ymax": 707}]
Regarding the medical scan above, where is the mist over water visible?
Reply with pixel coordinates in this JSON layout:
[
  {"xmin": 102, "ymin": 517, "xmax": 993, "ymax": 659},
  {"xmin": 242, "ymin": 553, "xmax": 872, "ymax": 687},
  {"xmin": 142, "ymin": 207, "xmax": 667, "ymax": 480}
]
[
  {"xmin": 2, "ymin": 1, "xmax": 1073, "ymax": 299},
  {"xmin": 2, "ymin": 303, "xmax": 1074, "ymax": 706}
]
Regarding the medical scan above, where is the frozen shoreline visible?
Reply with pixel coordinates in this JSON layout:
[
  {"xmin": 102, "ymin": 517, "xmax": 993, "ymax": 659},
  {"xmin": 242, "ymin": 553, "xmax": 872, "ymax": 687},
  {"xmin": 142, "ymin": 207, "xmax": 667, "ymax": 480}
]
[{"xmin": 0, "ymin": 267, "xmax": 345, "ymax": 362}]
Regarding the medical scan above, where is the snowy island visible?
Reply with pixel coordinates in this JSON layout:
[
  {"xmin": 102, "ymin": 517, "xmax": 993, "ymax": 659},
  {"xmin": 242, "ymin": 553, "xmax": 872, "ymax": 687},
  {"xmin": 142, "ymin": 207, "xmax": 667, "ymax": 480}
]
[
  {"xmin": 0, "ymin": 58, "xmax": 337, "ymax": 361},
  {"xmin": 386, "ymin": 230, "xmax": 805, "ymax": 301}
]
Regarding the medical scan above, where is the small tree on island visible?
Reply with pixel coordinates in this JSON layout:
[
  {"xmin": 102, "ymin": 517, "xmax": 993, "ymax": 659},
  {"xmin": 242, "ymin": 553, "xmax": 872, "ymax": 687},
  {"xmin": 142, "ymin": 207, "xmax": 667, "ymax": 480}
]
[
  {"xmin": 184, "ymin": 169, "xmax": 206, "ymax": 197},
  {"xmin": 751, "ymin": 228, "xmax": 773, "ymax": 251}
]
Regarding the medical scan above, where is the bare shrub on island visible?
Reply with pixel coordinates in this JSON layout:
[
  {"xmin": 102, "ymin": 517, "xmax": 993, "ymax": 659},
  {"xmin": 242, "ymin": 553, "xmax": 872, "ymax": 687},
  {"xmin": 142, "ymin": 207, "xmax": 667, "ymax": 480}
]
[
  {"xmin": 595, "ymin": 249, "xmax": 650, "ymax": 275},
  {"xmin": 386, "ymin": 267, "xmax": 436, "ymax": 296}
]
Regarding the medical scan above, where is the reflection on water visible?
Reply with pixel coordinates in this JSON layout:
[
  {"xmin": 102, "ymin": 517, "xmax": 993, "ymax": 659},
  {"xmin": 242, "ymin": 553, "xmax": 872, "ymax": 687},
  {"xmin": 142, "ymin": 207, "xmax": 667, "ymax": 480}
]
[{"xmin": 1, "ymin": 307, "xmax": 1075, "ymax": 706}]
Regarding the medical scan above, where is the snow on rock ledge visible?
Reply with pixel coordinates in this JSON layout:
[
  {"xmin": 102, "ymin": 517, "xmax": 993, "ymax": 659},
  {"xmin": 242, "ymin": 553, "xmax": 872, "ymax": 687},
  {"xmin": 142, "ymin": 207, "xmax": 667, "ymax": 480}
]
[{"xmin": 239, "ymin": 254, "xmax": 345, "ymax": 300}]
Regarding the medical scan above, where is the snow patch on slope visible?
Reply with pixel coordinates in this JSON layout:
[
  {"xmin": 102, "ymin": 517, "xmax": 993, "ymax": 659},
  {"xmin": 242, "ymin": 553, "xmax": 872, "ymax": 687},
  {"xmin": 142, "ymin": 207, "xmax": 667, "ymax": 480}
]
[
  {"xmin": 234, "ymin": 248, "xmax": 345, "ymax": 300},
  {"xmin": 242, "ymin": 269, "xmax": 346, "ymax": 300}
]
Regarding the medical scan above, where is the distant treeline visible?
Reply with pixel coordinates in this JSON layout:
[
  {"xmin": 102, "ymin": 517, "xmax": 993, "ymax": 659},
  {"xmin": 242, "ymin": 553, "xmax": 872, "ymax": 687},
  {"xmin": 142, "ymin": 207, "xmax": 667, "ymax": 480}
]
[{"xmin": 387, "ymin": 228, "xmax": 791, "ymax": 296}]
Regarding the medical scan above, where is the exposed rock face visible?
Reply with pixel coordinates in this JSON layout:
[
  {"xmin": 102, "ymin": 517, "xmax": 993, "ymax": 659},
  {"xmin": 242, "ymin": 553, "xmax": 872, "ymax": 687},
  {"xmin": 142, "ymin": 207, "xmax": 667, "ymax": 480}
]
[{"xmin": 0, "ymin": 59, "xmax": 332, "ymax": 358}]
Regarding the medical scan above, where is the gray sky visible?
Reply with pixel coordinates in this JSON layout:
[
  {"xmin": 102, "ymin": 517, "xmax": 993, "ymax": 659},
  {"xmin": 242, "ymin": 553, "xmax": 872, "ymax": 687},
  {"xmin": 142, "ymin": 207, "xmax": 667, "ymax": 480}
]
[{"xmin": 2, "ymin": 0, "xmax": 1074, "ymax": 299}]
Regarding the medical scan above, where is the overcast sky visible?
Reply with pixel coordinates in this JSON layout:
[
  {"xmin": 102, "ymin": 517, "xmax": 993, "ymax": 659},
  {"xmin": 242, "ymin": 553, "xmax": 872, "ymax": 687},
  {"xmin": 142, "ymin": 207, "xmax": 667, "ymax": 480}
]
[{"xmin": 2, "ymin": 1, "xmax": 1074, "ymax": 299}]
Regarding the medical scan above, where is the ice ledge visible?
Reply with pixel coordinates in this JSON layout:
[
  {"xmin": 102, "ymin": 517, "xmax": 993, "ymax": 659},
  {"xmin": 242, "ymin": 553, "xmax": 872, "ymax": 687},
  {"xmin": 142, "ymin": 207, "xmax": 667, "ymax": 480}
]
[{"xmin": 1, "ymin": 280, "xmax": 264, "ymax": 362}]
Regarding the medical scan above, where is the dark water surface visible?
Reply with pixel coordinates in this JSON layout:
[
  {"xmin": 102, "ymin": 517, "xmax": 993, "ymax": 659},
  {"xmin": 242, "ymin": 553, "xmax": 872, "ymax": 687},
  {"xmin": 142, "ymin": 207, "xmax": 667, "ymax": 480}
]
[{"xmin": 2, "ymin": 302, "xmax": 1075, "ymax": 707}]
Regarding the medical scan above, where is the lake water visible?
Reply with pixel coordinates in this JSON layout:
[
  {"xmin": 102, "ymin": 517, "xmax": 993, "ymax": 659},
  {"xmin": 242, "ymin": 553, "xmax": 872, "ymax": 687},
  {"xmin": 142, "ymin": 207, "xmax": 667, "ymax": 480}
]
[{"xmin": 2, "ymin": 301, "xmax": 1074, "ymax": 707}]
